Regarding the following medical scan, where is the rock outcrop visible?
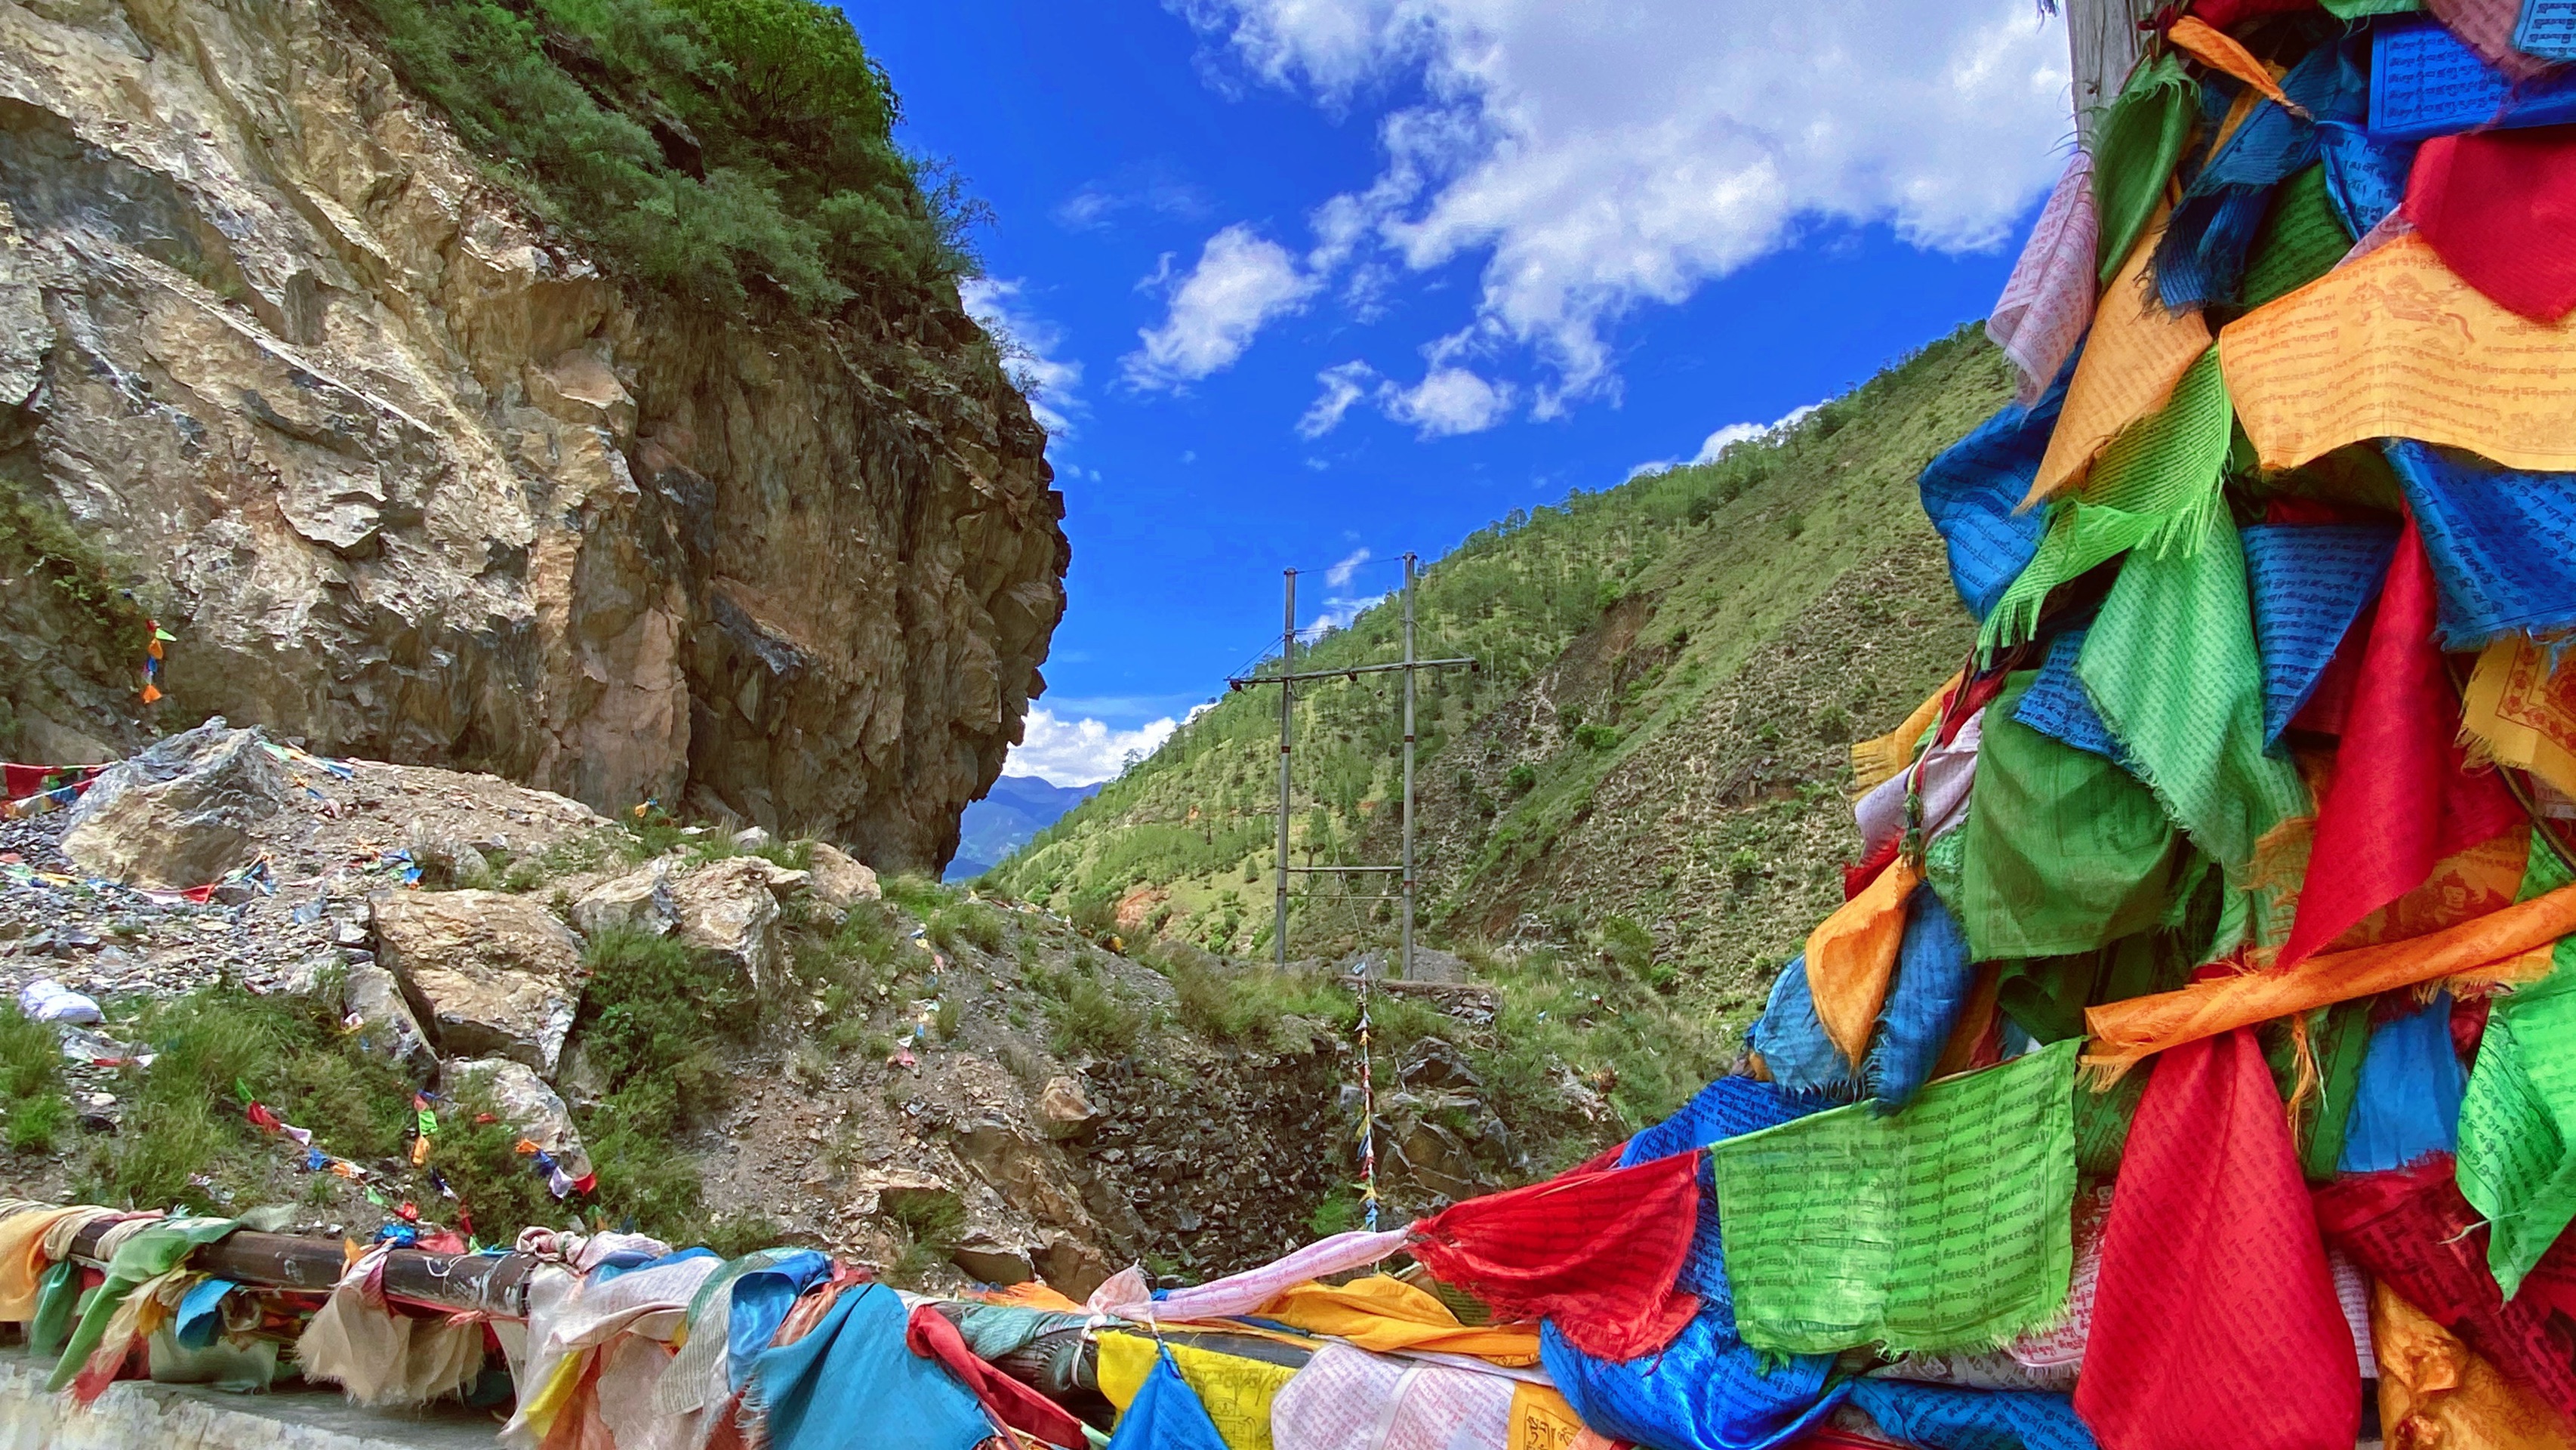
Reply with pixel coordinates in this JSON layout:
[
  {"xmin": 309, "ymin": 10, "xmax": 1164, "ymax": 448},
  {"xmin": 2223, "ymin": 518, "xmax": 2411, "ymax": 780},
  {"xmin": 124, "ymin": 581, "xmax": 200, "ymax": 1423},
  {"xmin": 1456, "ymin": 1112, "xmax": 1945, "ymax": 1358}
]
[
  {"xmin": 57, "ymin": 718, "xmax": 291, "ymax": 887},
  {"xmin": 0, "ymin": 0, "xmax": 1067, "ymax": 874},
  {"xmin": 373, "ymin": 889, "xmax": 584, "ymax": 1073}
]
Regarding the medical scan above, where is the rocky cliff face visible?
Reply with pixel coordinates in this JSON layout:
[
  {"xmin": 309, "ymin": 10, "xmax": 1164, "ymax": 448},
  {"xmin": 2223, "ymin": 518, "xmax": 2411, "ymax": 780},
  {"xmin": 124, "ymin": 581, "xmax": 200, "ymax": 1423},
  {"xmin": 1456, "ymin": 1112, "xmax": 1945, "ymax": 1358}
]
[{"xmin": 0, "ymin": 0, "xmax": 1065, "ymax": 872}]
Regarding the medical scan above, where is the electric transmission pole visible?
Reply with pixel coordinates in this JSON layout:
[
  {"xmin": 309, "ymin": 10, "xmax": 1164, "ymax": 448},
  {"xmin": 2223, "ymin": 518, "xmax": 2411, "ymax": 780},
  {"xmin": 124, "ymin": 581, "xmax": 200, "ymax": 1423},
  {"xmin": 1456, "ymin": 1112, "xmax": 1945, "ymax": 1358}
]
[{"xmin": 1229, "ymin": 554, "xmax": 1474, "ymax": 980}]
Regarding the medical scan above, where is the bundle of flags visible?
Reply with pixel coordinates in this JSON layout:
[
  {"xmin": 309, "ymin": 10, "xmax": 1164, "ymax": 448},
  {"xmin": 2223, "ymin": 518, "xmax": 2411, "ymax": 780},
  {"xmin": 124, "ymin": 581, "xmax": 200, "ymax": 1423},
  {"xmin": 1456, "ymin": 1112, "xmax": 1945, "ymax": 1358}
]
[
  {"xmin": 2, "ymin": 762, "xmax": 105, "ymax": 820},
  {"xmin": 1693, "ymin": 2, "xmax": 2576, "ymax": 1444}
]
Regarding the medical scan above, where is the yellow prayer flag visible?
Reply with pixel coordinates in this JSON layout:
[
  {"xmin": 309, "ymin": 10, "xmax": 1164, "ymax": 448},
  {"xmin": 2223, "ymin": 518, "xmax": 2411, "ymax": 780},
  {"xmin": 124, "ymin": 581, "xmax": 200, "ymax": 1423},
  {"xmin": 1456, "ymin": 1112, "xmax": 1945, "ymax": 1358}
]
[
  {"xmin": 2030, "ymin": 206, "xmax": 2211, "ymax": 504},
  {"xmin": 1508, "ymin": 1384, "xmax": 1592, "ymax": 1450},
  {"xmin": 1098, "ymin": 1332, "xmax": 1299, "ymax": 1450},
  {"xmin": 2463, "ymin": 636, "xmax": 2576, "ymax": 803},
  {"xmin": 2220, "ymin": 233, "xmax": 2576, "ymax": 474}
]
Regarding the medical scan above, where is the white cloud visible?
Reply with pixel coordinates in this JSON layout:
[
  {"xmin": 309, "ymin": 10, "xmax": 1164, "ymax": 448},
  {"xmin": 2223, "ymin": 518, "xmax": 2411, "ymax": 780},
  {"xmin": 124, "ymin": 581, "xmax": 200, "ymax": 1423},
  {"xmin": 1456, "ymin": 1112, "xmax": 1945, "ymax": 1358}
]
[
  {"xmin": 1324, "ymin": 546, "xmax": 1372, "ymax": 588},
  {"xmin": 1299, "ymin": 360, "xmax": 1379, "ymax": 438},
  {"xmin": 1694, "ymin": 401, "xmax": 1822, "ymax": 461},
  {"xmin": 1177, "ymin": 0, "xmax": 2068, "ymax": 405},
  {"xmin": 1123, "ymin": 224, "xmax": 1324, "ymax": 389},
  {"xmin": 1055, "ymin": 169, "xmax": 1214, "ymax": 231},
  {"xmin": 1381, "ymin": 364, "xmax": 1514, "ymax": 437},
  {"xmin": 960, "ymin": 278, "xmax": 1084, "ymax": 436},
  {"xmin": 1626, "ymin": 400, "xmax": 1824, "ymax": 479},
  {"xmin": 1006, "ymin": 708, "xmax": 1181, "ymax": 785}
]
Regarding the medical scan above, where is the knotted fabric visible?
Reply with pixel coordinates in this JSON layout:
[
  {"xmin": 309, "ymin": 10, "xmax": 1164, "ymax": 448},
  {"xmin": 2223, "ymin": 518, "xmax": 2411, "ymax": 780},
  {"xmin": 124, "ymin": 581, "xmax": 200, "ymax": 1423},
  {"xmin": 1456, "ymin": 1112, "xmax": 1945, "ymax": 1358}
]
[
  {"xmin": 2370, "ymin": 1279, "xmax": 2576, "ymax": 1449},
  {"xmin": 2073, "ymin": 1027, "xmax": 2360, "ymax": 1450},
  {"xmin": 2084, "ymin": 881, "xmax": 2576, "ymax": 1073}
]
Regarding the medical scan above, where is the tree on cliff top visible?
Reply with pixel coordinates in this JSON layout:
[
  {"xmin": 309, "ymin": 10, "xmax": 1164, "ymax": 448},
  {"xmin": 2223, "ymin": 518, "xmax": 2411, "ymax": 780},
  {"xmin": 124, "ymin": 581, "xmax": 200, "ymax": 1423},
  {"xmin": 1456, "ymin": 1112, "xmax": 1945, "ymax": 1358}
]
[{"xmin": 347, "ymin": 0, "xmax": 988, "ymax": 311}]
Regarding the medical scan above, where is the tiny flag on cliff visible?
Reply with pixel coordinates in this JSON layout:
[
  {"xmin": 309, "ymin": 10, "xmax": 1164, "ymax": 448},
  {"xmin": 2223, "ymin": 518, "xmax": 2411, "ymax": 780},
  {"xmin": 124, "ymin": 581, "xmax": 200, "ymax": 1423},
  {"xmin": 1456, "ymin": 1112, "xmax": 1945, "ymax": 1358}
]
[{"xmin": 140, "ymin": 620, "xmax": 169, "ymax": 705}]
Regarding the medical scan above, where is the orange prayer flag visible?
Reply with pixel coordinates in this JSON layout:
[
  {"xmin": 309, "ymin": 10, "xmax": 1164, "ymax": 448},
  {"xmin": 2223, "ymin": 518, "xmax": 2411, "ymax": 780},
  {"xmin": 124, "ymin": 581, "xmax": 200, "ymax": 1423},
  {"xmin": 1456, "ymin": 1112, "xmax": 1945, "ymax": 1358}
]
[
  {"xmin": 2085, "ymin": 881, "xmax": 2576, "ymax": 1074},
  {"xmin": 2168, "ymin": 17, "xmax": 2305, "ymax": 116},
  {"xmin": 1805, "ymin": 856, "xmax": 1922, "ymax": 1063}
]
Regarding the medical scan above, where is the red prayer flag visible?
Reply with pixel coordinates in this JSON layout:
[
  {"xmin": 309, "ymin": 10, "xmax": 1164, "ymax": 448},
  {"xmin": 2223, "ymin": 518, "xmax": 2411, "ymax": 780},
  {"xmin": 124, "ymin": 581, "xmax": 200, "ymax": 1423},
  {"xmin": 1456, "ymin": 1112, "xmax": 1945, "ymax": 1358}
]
[
  {"xmin": 2186, "ymin": 0, "xmax": 2319, "ymax": 29},
  {"xmin": 905, "ymin": 1301, "xmax": 1088, "ymax": 1448},
  {"xmin": 2074, "ymin": 1028, "xmax": 2360, "ymax": 1450},
  {"xmin": 1408, "ymin": 1149, "xmax": 1701, "ymax": 1362},
  {"xmin": 2405, "ymin": 127, "xmax": 2576, "ymax": 324},
  {"xmin": 2278, "ymin": 519, "xmax": 2520, "ymax": 968},
  {"xmin": 2316, "ymin": 1155, "xmax": 2576, "ymax": 1425}
]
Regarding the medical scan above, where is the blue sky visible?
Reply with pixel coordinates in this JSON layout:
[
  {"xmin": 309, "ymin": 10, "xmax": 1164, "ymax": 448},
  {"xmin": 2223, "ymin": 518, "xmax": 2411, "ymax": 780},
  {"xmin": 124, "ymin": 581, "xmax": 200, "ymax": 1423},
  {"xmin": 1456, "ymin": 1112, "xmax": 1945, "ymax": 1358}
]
[{"xmin": 847, "ymin": 0, "xmax": 2077, "ymax": 784}]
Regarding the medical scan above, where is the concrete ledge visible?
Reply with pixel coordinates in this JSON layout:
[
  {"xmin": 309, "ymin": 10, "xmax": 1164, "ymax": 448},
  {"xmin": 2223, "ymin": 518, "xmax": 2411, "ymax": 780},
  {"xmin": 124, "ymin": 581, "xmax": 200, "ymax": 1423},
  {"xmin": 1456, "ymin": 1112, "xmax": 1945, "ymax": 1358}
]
[{"xmin": 0, "ymin": 1350, "xmax": 498, "ymax": 1450}]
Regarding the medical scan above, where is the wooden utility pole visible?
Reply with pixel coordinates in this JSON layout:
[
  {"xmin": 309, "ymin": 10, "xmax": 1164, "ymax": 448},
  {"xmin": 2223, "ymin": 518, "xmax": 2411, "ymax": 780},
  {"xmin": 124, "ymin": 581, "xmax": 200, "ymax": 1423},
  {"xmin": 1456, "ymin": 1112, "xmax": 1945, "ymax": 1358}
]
[{"xmin": 2067, "ymin": 0, "xmax": 2155, "ymax": 141}]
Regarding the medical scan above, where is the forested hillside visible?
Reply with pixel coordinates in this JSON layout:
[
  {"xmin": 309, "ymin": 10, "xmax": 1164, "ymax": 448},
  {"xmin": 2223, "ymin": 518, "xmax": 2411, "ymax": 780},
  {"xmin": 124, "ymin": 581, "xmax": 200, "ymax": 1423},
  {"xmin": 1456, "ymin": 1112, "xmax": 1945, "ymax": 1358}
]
[{"xmin": 992, "ymin": 325, "xmax": 2013, "ymax": 1026}]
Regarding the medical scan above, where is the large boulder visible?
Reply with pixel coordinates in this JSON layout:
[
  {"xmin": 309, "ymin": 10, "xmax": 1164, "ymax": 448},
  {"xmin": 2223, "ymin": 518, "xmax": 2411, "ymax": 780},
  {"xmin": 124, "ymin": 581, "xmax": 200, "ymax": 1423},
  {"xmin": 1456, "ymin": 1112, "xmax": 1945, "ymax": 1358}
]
[
  {"xmin": 58, "ymin": 720, "xmax": 293, "ymax": 888},
  {"xmin": 804, "ymin": 842, "xmax": 881, "ymax": 911},
  {"xmin": 341, "ymin": 960, "xmax": 436, "ymax": 1082},
  {"xmin": 442, "ymin": 1057, "xmax": 593, "ymax": 1183},
  {"xmin": 374, "ymin": 890, "xmax": 584, "ymax": 1073},
  {"xmin": 670, "ymin": 856, "xmax": 807, "ymax": 989},
  {"xmin": 569, "ymin": 861, "xmax": 677, "ymax": 940}
]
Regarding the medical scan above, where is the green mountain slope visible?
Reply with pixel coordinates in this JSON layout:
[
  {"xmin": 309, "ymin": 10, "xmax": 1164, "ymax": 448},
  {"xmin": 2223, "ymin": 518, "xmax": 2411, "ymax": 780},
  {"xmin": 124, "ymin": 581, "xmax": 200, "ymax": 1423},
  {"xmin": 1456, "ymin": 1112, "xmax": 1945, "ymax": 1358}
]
[{"xmin": 994, "ymin": 325, "xmax": 2012, "ymax": 1026}]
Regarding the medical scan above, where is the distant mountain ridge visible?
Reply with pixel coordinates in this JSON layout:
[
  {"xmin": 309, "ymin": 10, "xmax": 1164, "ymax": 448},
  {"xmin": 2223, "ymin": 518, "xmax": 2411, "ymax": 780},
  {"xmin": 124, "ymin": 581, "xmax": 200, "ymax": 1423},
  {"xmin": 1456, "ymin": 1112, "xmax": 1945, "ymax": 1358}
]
[{"xmin": 949, "ymin": 775, "xmax": 1103, "ymax": 880}]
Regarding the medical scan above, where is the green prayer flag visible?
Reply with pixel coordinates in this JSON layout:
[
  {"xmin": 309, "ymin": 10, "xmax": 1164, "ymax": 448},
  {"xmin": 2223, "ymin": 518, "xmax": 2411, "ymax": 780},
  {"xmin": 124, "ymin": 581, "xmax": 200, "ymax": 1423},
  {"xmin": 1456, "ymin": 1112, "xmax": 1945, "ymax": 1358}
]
[
  {"xmin": 2240, "ymin": 165, "xmax": 2353, "ymax": 311},
  {"xmin": 2457, "ymin": 832, "xmax": 2576, "ymax": 1297},
  {"xmin": 2321, "ymin": 0, "xmax": 2420, "ymax": 14},
  {"xmin": 1998, "ymin": 928, "xmax": 2196, "ymax": 1046},
  {"xmin": 2077, "ymin": 1062, "xmax": 2150, "ymax": 1177},
  {"xmin": 1712, "ymin": 1039, "xmax": 2080, "ymax": 1356},
  {"xmin": 2263, "ymin": 1001, "xmax": 2376, "ymax": 1183},
  {"xmin": 1963, "ymin": 675, "xmax": 2189, "ymax": 961},
  {"xmin": 46, "ymin": 1217, "xmax": 239, "ymax": 1391},
  {"xmin": 1983, "ymin": 349, "xmax": 2234, "ymax": 651},
  {"xmin": 2093, "ymin": 53, "xmax": 2198, "ymax": 287},
  {"xmin": 29, "ymin": 1259, "xmax": 79, "ymax": 1359},
  {"xmin": 1924, "ymin": 804, "xmax": 1971, "ymax": 918},
  {"xmin": 2077, "ymin": 504, "xmax": 2310, "ymax": 887}
]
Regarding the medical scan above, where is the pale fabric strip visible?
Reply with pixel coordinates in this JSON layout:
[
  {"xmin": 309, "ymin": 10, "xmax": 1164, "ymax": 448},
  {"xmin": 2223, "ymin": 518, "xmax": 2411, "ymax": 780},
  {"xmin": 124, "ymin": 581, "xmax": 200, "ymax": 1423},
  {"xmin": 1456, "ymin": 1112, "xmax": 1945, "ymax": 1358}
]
[
  {"xmin": 1100, "ymin": 1228, "xmax": 1413, "ymax": 1324},
  {"xmin": 1990, "ymin": 150, "xmax": 2100, "ymax": 406}
]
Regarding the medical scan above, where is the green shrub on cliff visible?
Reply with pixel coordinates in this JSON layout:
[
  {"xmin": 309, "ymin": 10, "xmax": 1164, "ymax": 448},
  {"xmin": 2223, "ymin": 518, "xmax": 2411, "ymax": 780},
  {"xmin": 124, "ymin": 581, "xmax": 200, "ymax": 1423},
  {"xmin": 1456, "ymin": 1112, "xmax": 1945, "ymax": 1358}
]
[{"xmin": 344, "ymin": 0, "xmax": 982, "ymax": 310}]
